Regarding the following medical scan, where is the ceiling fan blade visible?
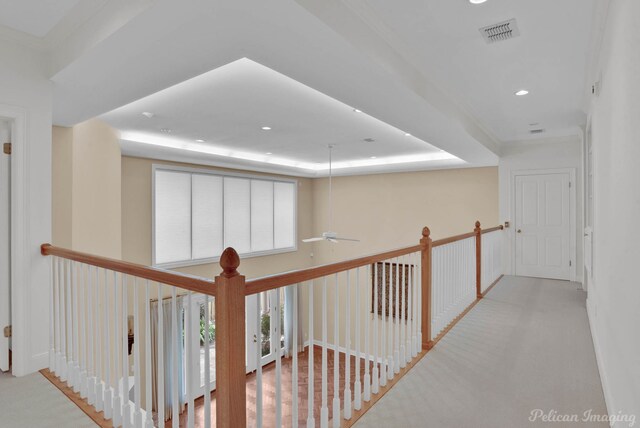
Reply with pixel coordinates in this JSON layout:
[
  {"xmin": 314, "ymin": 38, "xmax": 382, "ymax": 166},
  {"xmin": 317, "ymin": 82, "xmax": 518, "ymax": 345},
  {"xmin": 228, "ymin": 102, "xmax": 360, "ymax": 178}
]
[
  {"xmin": 302, "ymin": 237, "xmax": 325, "ymax": 242},
  {"xmin": 333, "ymin": 237, "xmax": 360, "ymax": 242}
]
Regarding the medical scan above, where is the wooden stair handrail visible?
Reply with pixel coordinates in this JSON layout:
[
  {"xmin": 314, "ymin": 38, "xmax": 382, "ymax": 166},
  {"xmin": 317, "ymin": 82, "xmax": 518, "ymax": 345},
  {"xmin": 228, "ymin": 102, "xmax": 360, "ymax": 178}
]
[
  {"xmin": 481, "ymin": 225, "xmax": 504, "ymax": 234},
  {"xmin": 244, "ymin": 244, "xmax": 422, "ymax": 296},
  {"xmin": 40, "ymin": 243, "xmax": 216, "ymax": 296}
]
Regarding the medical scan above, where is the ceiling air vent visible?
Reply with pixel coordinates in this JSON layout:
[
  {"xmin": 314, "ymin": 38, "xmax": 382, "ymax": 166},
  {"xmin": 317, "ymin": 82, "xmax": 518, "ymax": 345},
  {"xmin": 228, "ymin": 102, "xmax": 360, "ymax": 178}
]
[
  {"xmin": 529, "ymin": 129, "xmax": 545, "ymax": 135},
  {"xmin": 479, "ymin": 19, "xmax": 520, "ymax": 44}
]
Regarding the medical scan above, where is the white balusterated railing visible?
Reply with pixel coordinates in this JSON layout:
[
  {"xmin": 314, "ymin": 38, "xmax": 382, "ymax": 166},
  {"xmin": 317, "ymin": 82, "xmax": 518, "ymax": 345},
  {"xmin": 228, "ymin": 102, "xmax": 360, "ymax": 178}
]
[
  {"xmin": 41, "ymin": 244, "xmax": 217, "ymax": 428},
  {"xmin": 244, "ymin": 244, "xmax": 424, "ymax": 428},
  {"xmin": 41, "ymin": 221, "xmax": 503, "ymax": 428},
  {"xmin": 481, "ymin": 227, "xmax": 504, "ymax": 293},
  {"xmin": 431, "ymin": 236, "xmax": 476, "ymax": 337}
]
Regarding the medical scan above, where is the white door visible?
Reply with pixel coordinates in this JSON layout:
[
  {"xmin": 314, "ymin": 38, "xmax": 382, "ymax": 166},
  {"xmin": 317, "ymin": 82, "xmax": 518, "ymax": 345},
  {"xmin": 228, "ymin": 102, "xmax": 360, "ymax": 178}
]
[
  {"xmin": 515, "ymin": 173, "xmax": 572, "ymax": 280},
  {"xmin": 0, "ymin": 121, "xmax": 10, "ymax": 372},
  {"xmin": 246, "ymin": 289, "xmax": 285, "ymax": 372}
]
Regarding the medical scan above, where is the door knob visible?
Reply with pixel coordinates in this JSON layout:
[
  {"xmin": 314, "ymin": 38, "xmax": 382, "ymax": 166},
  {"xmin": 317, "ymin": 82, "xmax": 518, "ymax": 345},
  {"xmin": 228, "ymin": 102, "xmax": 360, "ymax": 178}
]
[{"xmin": 517, "ymin": 229, "xmax": 522, "ymax": 233}]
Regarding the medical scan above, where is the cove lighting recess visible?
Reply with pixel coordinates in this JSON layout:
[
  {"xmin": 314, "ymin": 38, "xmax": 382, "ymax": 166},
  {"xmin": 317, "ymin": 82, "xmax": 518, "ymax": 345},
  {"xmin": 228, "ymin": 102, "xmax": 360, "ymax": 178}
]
[
  {"xmin": 120, "ymin": 131, "xmax": 461, "ymax": 172},
  {"xmin": 515, "ymin": 89, "xmax": 529, "ymax": 96}
]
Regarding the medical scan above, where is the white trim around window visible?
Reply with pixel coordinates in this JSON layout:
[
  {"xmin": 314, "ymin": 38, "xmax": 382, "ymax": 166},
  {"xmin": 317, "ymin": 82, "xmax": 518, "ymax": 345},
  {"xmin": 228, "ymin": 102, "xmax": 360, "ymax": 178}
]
[{"xmin": 152, "ymin": 164, "xmax": 298, "ymax": 268}]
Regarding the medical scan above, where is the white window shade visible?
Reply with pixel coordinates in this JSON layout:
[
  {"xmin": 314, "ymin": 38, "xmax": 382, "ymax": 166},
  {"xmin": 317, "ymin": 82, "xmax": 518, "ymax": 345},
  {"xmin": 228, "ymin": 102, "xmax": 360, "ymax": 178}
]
[
  {"xmin": 155, "ymin": 170, "xmax": 191, "ymax": 264},
  {"xmin": 274, "ymin": 182, "xmax": 295, "ymax": 249},
  {"xmin": 251, "ymin": 180, "xmax": 274, "ymax": 252},
  {"xmin": 192, "ymin": 174, "xmax": 223, "ymax": 259},
  {"xmin": 224, "ymin": 177, "xmax": 251, "ymax": 254}
]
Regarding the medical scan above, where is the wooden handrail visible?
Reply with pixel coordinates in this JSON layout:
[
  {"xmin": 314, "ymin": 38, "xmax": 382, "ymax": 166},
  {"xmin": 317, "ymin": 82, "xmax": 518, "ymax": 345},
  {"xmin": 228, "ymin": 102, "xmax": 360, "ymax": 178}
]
[
  {"xmin": 432, "ymin": 231, "xmax": 476, "ymax": 247},
  {"xmin": 244, "ymin": 244, "xmax": 422, "ymax": 296},
  {"xmin": 40, "ymin": 244, "xmax": 216, "ymax": 296},
  {"xmin": 481, "ymin": 225, "xmax": 504, "ymax": 234}
]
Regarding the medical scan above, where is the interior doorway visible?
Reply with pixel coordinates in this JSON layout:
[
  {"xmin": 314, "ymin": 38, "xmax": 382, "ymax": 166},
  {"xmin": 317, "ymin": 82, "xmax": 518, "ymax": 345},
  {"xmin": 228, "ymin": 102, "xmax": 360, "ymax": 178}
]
[
  {"xmin": 512, "ymin": 169, "xmax": 576, "ymax": 281},
  {"xmin": 0, "ymin": 118, "xmax": 12, "ymax": 373}
]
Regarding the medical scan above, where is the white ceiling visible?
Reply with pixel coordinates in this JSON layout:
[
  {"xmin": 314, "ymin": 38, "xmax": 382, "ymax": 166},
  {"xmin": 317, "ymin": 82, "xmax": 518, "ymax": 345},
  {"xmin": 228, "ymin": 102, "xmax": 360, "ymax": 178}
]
[
  {"xmin": 0, "ymin": 0, "xmax": 79, "ymax": 37},
  {"xmin": 101, "ymin": 58, "xmax": 460, "ymax": 174},
  {"xmin": 342, "ymin": 0, "xmax": 597, "ymax": 142},
  {"xmin": 1, "ymin": 0, "xmax": 599, "ymax": 175}
]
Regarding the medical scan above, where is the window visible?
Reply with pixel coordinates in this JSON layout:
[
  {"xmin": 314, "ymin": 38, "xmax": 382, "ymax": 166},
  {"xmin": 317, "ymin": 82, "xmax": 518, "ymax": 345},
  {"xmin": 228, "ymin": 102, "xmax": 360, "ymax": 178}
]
[{"xmin": 153, "ymin": 165, "xmax": 297, "ymax": 266}]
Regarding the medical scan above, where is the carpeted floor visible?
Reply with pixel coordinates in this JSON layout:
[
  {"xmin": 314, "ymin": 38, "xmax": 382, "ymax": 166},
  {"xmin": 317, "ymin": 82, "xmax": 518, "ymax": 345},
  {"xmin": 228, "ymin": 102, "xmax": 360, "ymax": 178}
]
[
  {"xmin": 354, "ymin": 275, "xmax": 608, "ymax": 428},
  {"xmin": 0, "ymin": 369, "xmax": 97, "ymax": 427}
]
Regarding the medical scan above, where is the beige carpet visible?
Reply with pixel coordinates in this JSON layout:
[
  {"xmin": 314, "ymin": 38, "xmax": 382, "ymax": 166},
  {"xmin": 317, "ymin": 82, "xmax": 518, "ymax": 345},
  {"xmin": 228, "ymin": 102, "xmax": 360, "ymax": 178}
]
[
  {"xmin": 0, "ymin": 369, "xmax": 96, "ymax": 427},
  {"xmin": 355, "ymin": 275, "xmax": 608, "ymax": 428}
]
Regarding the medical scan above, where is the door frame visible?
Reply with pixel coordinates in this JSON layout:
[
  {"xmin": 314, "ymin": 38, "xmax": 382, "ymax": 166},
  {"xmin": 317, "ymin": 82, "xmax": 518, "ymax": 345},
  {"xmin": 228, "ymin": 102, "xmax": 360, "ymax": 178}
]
[
  {"xmin": 510, "ymin": 168, "xmax": 577, "ymax": 282},
  {"xmin": 0, "ymin": 105, "xmax": 29, "ymax": 376}
]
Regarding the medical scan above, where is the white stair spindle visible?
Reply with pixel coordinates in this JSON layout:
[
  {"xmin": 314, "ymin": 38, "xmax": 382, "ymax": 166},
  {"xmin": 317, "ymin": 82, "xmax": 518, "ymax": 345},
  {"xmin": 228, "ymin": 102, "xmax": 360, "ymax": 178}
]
[
  {"xmin": 95, "ymin": 268, "xmax": 104, "ymax": 413},
  {"xmin": 185, "ymin": 292, "xmax": 194, "ymax": 428},
  {"xmin": 371, "ymin": 263, "xmax": 379, "ymax": 395},
  {"xmin": 49, "ymin": 257, "xmax": 56, "ymax": 372},
  {"xmin": 59, "ymin": 258, "xmax": 67, "ymax": 381},
  {"xmin": 413, "ymin": 252, "xmax": 419, "ymax": 357},
  {"xmin": 416, "ymin": 252, "xmax": 422, "ymax": 355},
  {"xmin": 380, "ymin": 261, "xmax": 387, "ymax": 387},
  {"xmin": 66, "ymin": 260, "xmax": 73, "ymax": 384},
  {"xmin": 104, "ymin": 270, "xmax": 113, "ymax": 420},
  {"xmin": 407, "ymin": 257, "xmax": 413, "ymax": 365},
  {"xmin": 394, "ymin": 258, "xmax": 400, "ymax": 375},
  {"xmin": 157, "ymin": 284, "xmax": 165, "ymax": 428},
  {"xmin": 170, "ymin": 287, "xmax": 178, "ymax": 428},
  {"xmin": 203, "ymin": 295, "xmax": 211, "ymax": 428},
  {"xmin": 332, "ymin": 274, "xmax": 340, "ymax": 428},
  {"xmin": 387, "ymin": 261, "xmax": 394, "ymax": 380},
  {"xmin": 399, "ymin": 258, "xmax": 406, "ymax": 369},
  {"xmin": 354, "ymin": 267, "xmax": 362, "ymax": 410},
  {"xmin": 307, "ymin": 282, "xmax": 315, "ymax": 428},
  {"xmin": 145, "ymin": 281, "xmax": 155, "ymax": 428},
  {"xmin": 122, "ymin": 275, "xmax": 131, "ymax": 428},
  {"xmin": 134, "ymin": 278, "xmax": 143, "ymax": 427},
  {"xmin": 343, "ymin": 270, "xmax": 352, "ymax": 420},
  {"xmin": 275, "ymin": 289, "xmax": 282, "ymax": 427},
  {"xmin": 292, "ymin": 285, "xmax": 299, "ymax": 428},
  {"xmin": 321, "ymin": 277, "xmax": 328, "ymax": 428},
  {"xmin": 79, "ymin": 264, "xmax": 88, "ymax": 398},
  {"xmin": 72, "ymin": 262, "xmax": 80, "ymax": 391},
  {"xmin": 88, "ymin": 266, "xmax": 96, "ymax": 406},
  {"xmin": 113, "ymin": 272, "xmax": 122, "ymax": 427},
  {"xmin": 256, "ymin": 294, "xmax": 263, "ymax": 428}
]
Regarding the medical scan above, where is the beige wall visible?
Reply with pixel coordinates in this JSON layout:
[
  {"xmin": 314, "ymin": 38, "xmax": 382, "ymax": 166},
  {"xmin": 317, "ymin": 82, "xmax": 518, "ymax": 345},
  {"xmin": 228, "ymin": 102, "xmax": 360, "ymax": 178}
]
[
  {"xmin": 52, "ymin": 126, "xmax": 73, "ymax": 248},
  {"xmin": 121, "ymin": 156, "xmax": 315, "ymax": 280},
  {"xmin": 310, "ymin": 167, "xmax": 499, "ymax": 266},
  {"xmin": 72, "ymin": 119, "xmax": 122, "ymax": 258},
  {"xmin": 51, "ymin": 120, "xmax": 122, "ymax": 258}
]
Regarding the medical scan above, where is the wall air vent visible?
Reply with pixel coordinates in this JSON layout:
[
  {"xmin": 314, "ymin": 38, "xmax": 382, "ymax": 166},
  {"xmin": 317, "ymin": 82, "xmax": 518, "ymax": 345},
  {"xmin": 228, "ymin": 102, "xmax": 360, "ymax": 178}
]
[
  {"xmin": 529, "ymin": 129, "xmax": 545, "ymax": 135},
  {"xmin": 479, "ymin": 19, "xmax": 520, "ymax": 44}
]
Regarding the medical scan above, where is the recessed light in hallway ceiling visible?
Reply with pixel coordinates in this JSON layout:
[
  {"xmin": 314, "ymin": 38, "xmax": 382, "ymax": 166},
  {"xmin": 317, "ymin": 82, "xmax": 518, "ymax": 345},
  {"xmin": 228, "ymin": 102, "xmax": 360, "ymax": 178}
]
[
  {"xmin": 515, "ymin": 90, "xmax": 529, "ymax": 96},
  {"xmin": 101, "ymin": 58, "xmax": 461, "ymax": 175}
]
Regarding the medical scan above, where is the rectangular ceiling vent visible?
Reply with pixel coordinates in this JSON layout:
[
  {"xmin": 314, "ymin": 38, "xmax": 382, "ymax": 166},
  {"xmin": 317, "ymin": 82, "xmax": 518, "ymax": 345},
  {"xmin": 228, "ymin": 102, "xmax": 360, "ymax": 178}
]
[
  {"xmin": 529, "ymin": 128, "xmax": 545, "ymax": 135},
  {"xmin": 479, "ymin": 19, "xmax": 520, "ymax": 44}
]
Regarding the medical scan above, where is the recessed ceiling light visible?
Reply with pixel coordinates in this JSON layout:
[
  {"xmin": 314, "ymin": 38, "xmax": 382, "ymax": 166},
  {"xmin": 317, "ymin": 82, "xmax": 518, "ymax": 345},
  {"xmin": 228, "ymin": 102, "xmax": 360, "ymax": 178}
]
[
  {"xmin": 142, "ymin": 112, "xmax": 154, "ymax": 118},
  {"xmin": 195, "ymin": 139, "xmax": 205, "ymax": 143},
  {"xmin": 515, "ymin": 89, "xmax": 529, "ymax": 96},
  {"xmin": 469, "ymin": 0, "xmax": 487, "ymax": 4},
  {"xmin": 261, "ymin": 126, "xmax": 272, "ymax": 131},
  {"xmin": 404, "ymin": 133, "xmax": 411, "ymax": 137},
  {"xmin": 265, "ymin": 152, "xmax": 273, "ymax": 155},
  {"xmin": 370, "ymin": 156, "xmax": 377, "ymax": 159},
  {"xmin": 353, "ymin": 109, "xmax": 362, "ymax": 113}
]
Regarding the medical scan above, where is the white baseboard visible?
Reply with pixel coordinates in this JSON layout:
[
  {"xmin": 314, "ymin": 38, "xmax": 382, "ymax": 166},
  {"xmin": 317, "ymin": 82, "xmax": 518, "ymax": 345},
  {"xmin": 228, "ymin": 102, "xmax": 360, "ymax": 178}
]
[{"xmin": 585, "ymin": 297, "xmax": 616, "ymax": 421}]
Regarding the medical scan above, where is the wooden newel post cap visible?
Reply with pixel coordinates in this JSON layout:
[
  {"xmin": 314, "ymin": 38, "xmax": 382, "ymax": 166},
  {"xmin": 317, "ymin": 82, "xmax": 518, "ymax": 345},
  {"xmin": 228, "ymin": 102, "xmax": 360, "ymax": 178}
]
[
  {"xmin": 422, "ymin": 227, "xmax": 431, "ymax": 239},
  {"xmin": 220, "ymin": 247, "xmax": 240, "ymax": 278},
  {"xmin": 475, "ymin": 221, "xmax": 481, "ymax": 230}
]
